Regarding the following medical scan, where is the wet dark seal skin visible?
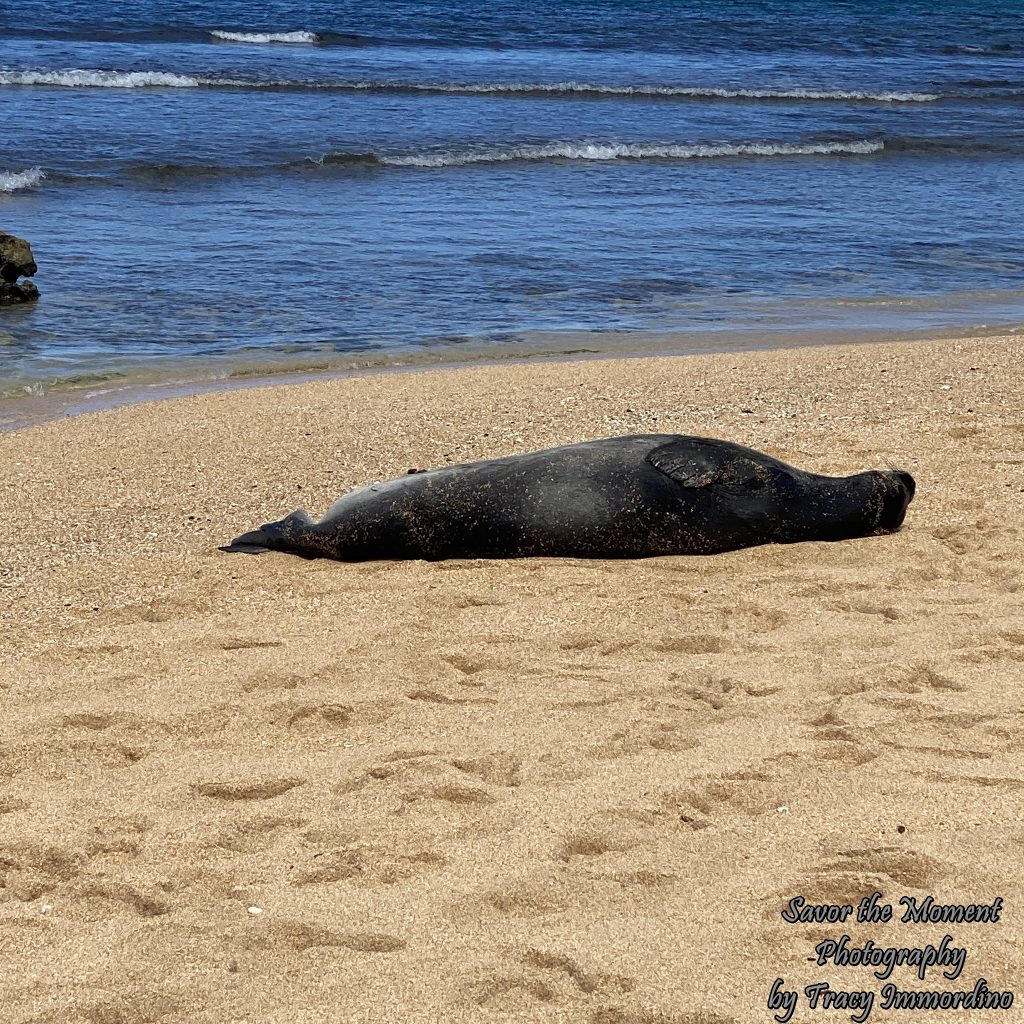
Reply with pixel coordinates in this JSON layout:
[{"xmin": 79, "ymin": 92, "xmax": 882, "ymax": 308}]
[{"xmin": 222, "ymin": 434, "xmax": 915, "ymax": 562}]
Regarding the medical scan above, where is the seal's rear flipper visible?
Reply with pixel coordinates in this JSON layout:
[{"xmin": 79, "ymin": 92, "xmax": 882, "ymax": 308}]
[
  {"xmin": 220, "ymin": 528, "xmax": 273, "ymax": 554},
  {"xmin": 220, "ymin": 510, "xmax": 316, "ymax": 556}
]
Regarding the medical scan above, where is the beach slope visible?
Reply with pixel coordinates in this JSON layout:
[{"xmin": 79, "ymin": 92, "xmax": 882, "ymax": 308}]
[{"xmin": 1, "ymin": 336, "xmax": 1021, "ymax": 1022}]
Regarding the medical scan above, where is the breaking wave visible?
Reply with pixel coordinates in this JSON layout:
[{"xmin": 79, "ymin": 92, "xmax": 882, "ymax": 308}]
[
  {"xmin": 0, "ymin": 70, "xmax": 943, "ymax": 103},
  {"xmin": 94, "ymin": 133, "xmax": 1024, "ymax": 183},
  {"xmin": 15, "ymin": 130, "xmax": 1022, "ymax": 191},
  {"xmin": 209, "ymin": 30, "xmax": 320, "ymax": 44},
  {"xmin": 378, "ymin": 139, "xmax": 886, "ymax": 167},
  {"xmin": 0, "ymin": 69, "xmax": 201, "ymax": 88},
  {"xmin": 330, "ymin": 81, "xmax": 941, "ymax": 102},
  {"xmin": 0, "ymin": 168, "xmax": 46, "ymax": 193},
  {"xmin": 63, "ymin": 139, "xmax": 901, "ymax": 184},
  {"xmin": 19, "ymin": 133, "xmax": 1019, "ymax": 192}
]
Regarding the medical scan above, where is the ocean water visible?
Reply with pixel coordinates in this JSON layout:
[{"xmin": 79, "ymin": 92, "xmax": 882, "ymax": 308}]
[{"xmin": 2, "ymin": 1, "xmax": 1024, "ymax": 395}]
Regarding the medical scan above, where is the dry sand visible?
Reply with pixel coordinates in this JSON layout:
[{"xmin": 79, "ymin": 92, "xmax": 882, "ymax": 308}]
[{"xmin": 0, "ymin": 335, "xmax": 1022, "ymax": 1023}]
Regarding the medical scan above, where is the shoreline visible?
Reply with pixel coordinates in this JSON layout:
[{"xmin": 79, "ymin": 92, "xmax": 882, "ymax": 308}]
[{"xmin": 2, "ymin": 319, "xmax": 1021, "ymax": 434}]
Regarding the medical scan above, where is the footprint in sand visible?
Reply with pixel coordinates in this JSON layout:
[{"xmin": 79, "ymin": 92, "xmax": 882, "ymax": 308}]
[
  {"xmin": 593, "ymin": 1011, "xmax": 737, "ymax": 1024},
  {"xmin": 549, "ymin": 694, "xmax": 623, "ymax": 711},
  {"xmin": 589, "ymin": 719, "xmax": 700, "ymax": 760},
  {"xmin": 822, "ymin": 846, "xmax": 946, "ymax": 889},
  {"xmin": 334, "ymin": 754, "xmax": 503, "ymax": 812},
  {"xmin": 558, "ymin": 813, "xmax": 651, "ymax": 862},
  {"xmin": 71, "ymin": 993, "xmax": 180, "ymax": 1024},
  {"xmin": 210, "ymin": 813, "xmax": 309, "ymax": 854},
  {"xmin": 0, "ymin": 842, "xmax": 85, "ymax": 902},
  {"xmin": 240, "ymin": 670, "xmax": 306, "ymax": 693},
  {"xmin": 956, "ymin": 628, "xmax": 1024, "ymax": 666},
  {"xmin": 85, "ymin": 814, "xmax": 152, "ymax": 859},
  {"xmin": 652, "ymin": 635, "xmax": 725, "ymax": 656},
  {"xmin": 449, "ymin": 753, "xmax": 523, "ymax": 788},
  {"xmin": 663, "ymin": 675, "xmax": 782, "ymax": 713},
  {"xmin": 217, "ymin": 637, "xmax": 284, "ymax": 651},
  {"xmin": 260, "ymin": 698, "xmax": 397, "ymax": 743},
  {"xmin": 767, "ymin": 844, "xmax": 947, "ymax": 920},
  {"xmin": 406, "ymin": 688, "xmax": 498, "ymax": 706},
  {"xmin": 465, "ymin": 946, "xmax": 635, "ymax": 1010},
  {"xmin": 42, "ymin": 709, "xmax": 155, "ymax": 767},
  {"xmin": 828, "ymin": 661, "xmax": 966, "ymax": 698},
  {"xmin": 60, "ymin": 711, "xmax": 119, "ymax": 730},
  {"xmin": 249, "ymin": 920, "xmax": 406, "ymax": 954},
  {"xmin": 827, "ymin": 600, "xmax": 902, "ymax": 622},
  {"xmin": 0, "ymin": 833, "xmax": 173, "ymax": 920},
  {"xmin": 658, "ymin": 771, "xmax": 785, "ymax": 833},
  {"xmin": 910, "ymin": 769, "xmax": 1024, "ymax": 790},
  {"xmin": 718, "ymin": 602, "xmax": 789, "ymax": 634},
  {"xmin": 271, "ymin": 696, "xmax": 399, "ymax": 733},
  {"xmin": 803, "ymin": 705, "xmax": 881, "ymax": 767},
  {"xmin": 293, "ymin": 844, "xmax": 447, "ymax": 887},
  {"xmin": 441, "ymin": 652, "xmax": 492, "ymax": 676},
  {"xmin": 559, "ymin": 636, "xmax": 602, "ymax": 652},
  {"xmin": 930, "ymin": 525, "xmax": 976, "ymax": 556},
  {"xmin": 192, "ymin": 777, "xmax": 304, "ymax": 801},
  {"xmin": 9, "ymin": 734, "xmax": 148, "ymax": 778},
  {"xmin": 450, "ymin": 594, "xmax": 501, "ymax": 610},
  {"xmin": 280, "ymin": 702, "xmax": 354, "ymax": 728},
  {"xmin": 468, "ymin": 949, "xmax": 728, "ymax": 1024},
  {"xmin": 74, "ymin": 879, "xmax": 171, "ymax": 919},
  {"xmin": 457, "ymin": 861, "xmax": 680, "ymax": 924}
]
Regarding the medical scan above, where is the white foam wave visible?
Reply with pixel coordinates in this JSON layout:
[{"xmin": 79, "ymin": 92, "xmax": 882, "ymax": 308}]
[
  {"xmin": 0, "ymin": 69, "xmax": 200, "ymax": 88},
  {"xmin": 0, "ymin": 71, "xmax": 940, "ymax": 103},
  {"xmin": 0, "ymin": 168, "xmax": 46, "ymax": 193},
  {"xmin": 351, "ymin": 81, "xmax": 939, "ymax": 103},
  {"xmin": 210, "ymin": 30, "xmax": 320, "ymax": 44},
  {"xmin": 383, "ymin": 139, "xmax": 885, "ymax": 168},
  {"xmin": 723, "ymin": 86, "xmax": 938, "ymax": 103}
]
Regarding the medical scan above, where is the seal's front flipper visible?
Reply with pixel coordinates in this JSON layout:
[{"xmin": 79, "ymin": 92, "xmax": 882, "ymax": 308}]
[
  {"xmin": 647, "ymin": 439, "xmax": 767, "ymax": 490},
  {"xmin": 647, "ymin": 439, "xmax": 793, "ymax": 529}
]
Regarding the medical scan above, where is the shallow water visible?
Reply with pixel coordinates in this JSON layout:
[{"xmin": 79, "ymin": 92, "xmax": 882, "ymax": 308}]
[{"xmin": 3, "ymin": 1, "xmax": 1024, "ymax": 394}]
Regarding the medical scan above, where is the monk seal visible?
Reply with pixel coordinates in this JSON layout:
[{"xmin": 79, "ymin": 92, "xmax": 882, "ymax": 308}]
[{"xmin": 222, "ymin": 434, "xmax": 914, "ymax": 562}]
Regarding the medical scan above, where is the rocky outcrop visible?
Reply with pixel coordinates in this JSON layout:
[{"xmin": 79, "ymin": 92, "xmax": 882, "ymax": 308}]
[{"xmin": 0, "ymin": 232, "xmax": 39, "ymax": 304}]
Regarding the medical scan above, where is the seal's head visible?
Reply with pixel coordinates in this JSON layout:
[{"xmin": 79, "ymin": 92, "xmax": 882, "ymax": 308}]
[{"xmin": 874, "ymin": 469, "xmax": 916, "ymax": 534}]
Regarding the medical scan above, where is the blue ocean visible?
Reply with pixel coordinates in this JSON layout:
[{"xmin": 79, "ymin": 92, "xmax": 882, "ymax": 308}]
[{"xmin": 2, "ymin": 1, "xmax": 1024, "ymax": 395}]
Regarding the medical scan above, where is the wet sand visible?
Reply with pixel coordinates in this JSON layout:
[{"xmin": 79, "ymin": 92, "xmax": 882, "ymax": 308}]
[{"xmin": 1, "ymin": 333, "xmax": 1021, "ymax": 1022}]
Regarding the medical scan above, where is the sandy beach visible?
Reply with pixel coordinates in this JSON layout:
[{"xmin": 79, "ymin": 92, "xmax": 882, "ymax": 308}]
[{"xmin": 1, "ymin": 333, "xmax": 1022, "ymax": 1023}]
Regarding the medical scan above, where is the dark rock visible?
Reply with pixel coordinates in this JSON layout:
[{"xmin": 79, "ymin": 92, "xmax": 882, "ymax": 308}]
[
  {"xmin": 0, "ymin": 232, "xmax": 39, "ymax": 304},
  {"xmin": 0, "ymin": 280, "xmax": 39, "ymax": 304}
]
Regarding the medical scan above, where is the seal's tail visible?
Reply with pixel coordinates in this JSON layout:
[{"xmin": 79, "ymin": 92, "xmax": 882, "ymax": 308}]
[
  {"xmin": 220, "ymin": 527, "xmax": 274, "ymax": 554},
  {"xmin": 219, "ymin": 510, "xmax": 314, "ymax": 556}
]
